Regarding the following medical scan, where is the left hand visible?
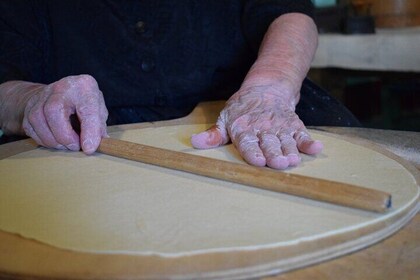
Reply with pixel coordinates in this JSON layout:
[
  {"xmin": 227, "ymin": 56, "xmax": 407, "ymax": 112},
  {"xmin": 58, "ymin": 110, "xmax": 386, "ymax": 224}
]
[{"xmin": 191, "ymin": 84, "xmax": 323, "ymax": 169}]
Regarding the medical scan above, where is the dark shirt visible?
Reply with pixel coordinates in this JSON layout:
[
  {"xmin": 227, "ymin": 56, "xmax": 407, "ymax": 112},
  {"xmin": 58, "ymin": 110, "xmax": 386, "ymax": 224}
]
[{"xmin": 0, "ymin": 0, "xmax": 359, "ymax": 127}]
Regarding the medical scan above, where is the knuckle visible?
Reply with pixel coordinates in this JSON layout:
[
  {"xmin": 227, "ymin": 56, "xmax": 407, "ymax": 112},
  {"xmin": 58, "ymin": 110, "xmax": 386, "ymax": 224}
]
[
  {"xmin": 229, "ymin": 115, "xmax": 249, "ymax": 136},
  {"xmin": 78, "ymin": 102, "xmax": 98, "ymax": 117},
  {"xmin": 44, "ymin": 100, "xmax": 62, "ymax": 116},
  {"xmin": 236, "ymin": 133, "xmax": 258, "ymax": 149},
  {"xmin": 259, "ymin": 133, "xmax": 278, "ymax": 147},
  {"xmin": 52, "ymin": 74, "xmax": 99, "ymax": 95},
  {"xmin": 74, "ymin": 75, "xmax": 99, "ymax": 92},
  {"xmin": 294, "ymin": 131, "xmax": 311, "ymax": 142},
  {"xmin": 76, "ymin": 74, "xmax": 96, "ymax": 83},
  {"xmin": 279, "ymin": 134, "xmax": 295, "ymax": 145},
  {"xmin": 50, "ymin": 79, "xmax": 70, "ymax": 93}
]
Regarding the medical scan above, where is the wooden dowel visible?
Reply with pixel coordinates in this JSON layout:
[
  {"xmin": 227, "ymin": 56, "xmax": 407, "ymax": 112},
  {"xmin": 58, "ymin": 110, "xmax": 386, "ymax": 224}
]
[{"xmin": 97, "ymin": 137, "xmax": 392, "ymax": 213}]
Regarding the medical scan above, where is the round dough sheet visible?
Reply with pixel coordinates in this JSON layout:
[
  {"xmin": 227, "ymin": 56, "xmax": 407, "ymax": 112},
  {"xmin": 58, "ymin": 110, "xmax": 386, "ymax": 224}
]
[{"xmin": 0, "ymin": 124, "xmax": 418, "ymax": 256}]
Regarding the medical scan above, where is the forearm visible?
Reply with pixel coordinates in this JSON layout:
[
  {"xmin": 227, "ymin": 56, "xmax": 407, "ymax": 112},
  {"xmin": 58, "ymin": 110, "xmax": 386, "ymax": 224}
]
[
  {"xmin": 0, "ymin": 81, "xmax": 44, "ymax": 135},
  {"xmin": 241, "ymin": 13, "xmax": 318, "ymax": 107}
]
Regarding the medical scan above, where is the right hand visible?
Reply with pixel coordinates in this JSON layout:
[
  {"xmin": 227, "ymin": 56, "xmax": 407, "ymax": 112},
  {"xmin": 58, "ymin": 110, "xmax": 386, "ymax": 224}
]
[
  {"xmin": 22, "ymin": 75, "xmax": 108, "ymax": 154},
  {"xmin": 191, "ymin": 84, "xmax": 323, "ymax": 169}
]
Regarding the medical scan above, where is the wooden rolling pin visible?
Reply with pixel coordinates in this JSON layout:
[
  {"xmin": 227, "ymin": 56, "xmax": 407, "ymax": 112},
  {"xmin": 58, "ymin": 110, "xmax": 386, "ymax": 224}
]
[{"xmin": 98, "ymin": 137, "xmax": 392, "ymax": 213}]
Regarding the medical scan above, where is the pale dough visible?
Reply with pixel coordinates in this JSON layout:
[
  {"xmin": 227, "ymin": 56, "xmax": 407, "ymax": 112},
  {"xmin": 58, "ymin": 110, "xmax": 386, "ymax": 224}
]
[{"xmin": 0, "ymin": 124, "xmax": 418, "ymax": 256}]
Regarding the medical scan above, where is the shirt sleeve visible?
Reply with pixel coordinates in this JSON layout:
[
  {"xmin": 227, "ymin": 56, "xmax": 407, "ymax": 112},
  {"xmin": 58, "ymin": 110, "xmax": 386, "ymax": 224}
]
[
  {"xmin": 0, "ymin": 0, "xmax": 50, "ymax": 84},
  {"xmin": 242, "ymin": 0, "xmax": 314, "ymax": 52}
]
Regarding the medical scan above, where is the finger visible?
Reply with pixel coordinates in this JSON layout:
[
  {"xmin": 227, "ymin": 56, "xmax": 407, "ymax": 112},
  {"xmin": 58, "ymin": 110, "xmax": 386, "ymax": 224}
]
[
  {"xmin": 294, "ymin": 130, "xmax": 323, "ymax": 155},
  {"xmin": 191, "ymin": 121, "xmax": 230, "ymax": 149},
  {"xmin": 79, "ymin": 118, "xmax": 101, "ymax": 154},
  {"xmin": 44, "ymin": 95, "xmax": 80, "ymax": 151},
  {"xmin": 259, "ymin": 133, "xmax": 288, "ymax": 169},
  {"xmin": 279, "ymin": 134, "xmax": 301, "ymax": 166},
  {"xmin": 234, "ymin": 132, "xmax": 266, "ymax": 167},
  {"xmin": 66, "ymin": 82, "xmax": 108, "ymax": 154},
  {"xmin": 100, "ymin": 105, "xmax": 109, "ymax": 138},
  {"xmin": 22, "ymin": 118, "xmax": 45, "ymax": 147},
  {"xmin": 25, "ymin": 102, "xmax": 67, "ymax": 150},
  {"xmin": 22, "ymin": 98, "xmax": 44, "ymax": 146},
  {"xmin": 77, "ymin": 103, "xmax": 107, "ymax": 155}
]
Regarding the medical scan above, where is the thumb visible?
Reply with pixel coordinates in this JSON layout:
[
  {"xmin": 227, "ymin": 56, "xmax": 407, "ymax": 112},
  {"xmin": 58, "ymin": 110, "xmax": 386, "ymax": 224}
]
[{"xmin": 191, "ymin": 119, "xmax": 230, "ymax": 149}]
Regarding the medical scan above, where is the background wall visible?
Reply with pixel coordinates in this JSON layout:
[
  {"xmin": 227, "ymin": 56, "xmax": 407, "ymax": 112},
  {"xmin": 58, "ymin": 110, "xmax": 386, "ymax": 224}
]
[{"xmin": 310, "ymin": 0, "xmax": 420, "ymax": 131}]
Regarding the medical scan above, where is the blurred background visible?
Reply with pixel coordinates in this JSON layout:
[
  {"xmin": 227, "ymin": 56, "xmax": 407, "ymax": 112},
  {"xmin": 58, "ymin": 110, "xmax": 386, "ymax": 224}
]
[{"xmin": 309, "ymin": 0, "xmax": 420, "ymax": 131}]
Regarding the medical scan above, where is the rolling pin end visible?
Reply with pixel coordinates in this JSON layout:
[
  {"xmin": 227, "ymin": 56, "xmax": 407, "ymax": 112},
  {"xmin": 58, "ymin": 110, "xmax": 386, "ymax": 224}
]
[{"xmin": 386, "ymin": 195, "xmax": 393, "ymax": 209}]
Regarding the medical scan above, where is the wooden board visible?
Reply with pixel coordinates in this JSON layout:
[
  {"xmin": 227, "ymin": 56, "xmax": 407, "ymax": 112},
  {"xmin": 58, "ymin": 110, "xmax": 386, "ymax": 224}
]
[{"xmin": 0, "ymin": 102, "xmax": 419, "ymax": 279}]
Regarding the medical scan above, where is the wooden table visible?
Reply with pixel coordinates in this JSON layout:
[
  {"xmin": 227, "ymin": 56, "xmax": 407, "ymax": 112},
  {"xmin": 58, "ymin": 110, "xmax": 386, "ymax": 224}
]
[{"xmin": 0, "ymin": 101, "xmax": 419, "ymax": 279}]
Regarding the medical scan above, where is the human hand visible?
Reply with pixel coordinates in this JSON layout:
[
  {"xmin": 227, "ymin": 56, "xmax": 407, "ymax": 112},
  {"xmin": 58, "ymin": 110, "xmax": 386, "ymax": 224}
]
[
  {"xmin": 191, "ymin": 85, "xmax": 323, "ymax": 169},
  {"xmin": 22, "ymin": 75, "xmax": 108, "ymax": 154}
]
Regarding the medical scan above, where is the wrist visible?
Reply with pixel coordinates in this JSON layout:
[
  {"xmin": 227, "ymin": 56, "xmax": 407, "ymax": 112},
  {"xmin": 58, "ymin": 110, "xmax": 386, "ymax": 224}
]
[
  {"xmin": 0, "ymin": 81, "xmax": 45, "ymax": 135},
  {"xmin": 235, "ymin": 81, "xmax": 299, "ymax": 111},
  {"xmin": 240, "ymin": 72, "xmax": 300, "ymax": 109}
]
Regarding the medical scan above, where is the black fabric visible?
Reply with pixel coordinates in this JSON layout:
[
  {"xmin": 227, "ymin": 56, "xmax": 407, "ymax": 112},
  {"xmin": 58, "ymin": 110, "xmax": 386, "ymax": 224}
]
[
  {"xmin": 297, "ymin": 79, "xmax": 360, "ymax": 126},
  {"xmin": 0, "ymin": 0, "xmax": 360, "ymax": 128}
]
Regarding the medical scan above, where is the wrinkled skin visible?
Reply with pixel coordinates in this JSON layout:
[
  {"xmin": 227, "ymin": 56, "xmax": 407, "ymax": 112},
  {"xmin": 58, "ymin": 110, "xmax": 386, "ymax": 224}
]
[
  {"xmin": 191, "ymin": 84, "xmax": 323, "ymax": 169},
  {"xmin": 191, "ymin": 13, "xmax": 322, "ymax": 169},
  {"xmin": 0, "ymin": 75, "xmax": 108, "ymax": 154}
]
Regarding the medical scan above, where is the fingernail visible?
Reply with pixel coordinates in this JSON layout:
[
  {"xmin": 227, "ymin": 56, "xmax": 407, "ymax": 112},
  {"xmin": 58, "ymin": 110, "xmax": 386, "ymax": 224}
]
[
  {"xmin": 67, "ymin": 143, "xmax": 80, "ymax": 151},
  {"xmin": 245, "ymin": 152, "xmax": 266, "ymax": 167},
  {"xmin": 82, "ymin": 139, "xmax": 97, "ymax": 154}
]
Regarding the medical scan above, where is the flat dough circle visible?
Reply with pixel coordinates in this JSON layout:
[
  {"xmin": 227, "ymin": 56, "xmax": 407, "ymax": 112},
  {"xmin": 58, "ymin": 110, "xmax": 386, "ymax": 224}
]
[{"xmin": 0, "ymin": 124, "xmax": 419, "ymax": 278}]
